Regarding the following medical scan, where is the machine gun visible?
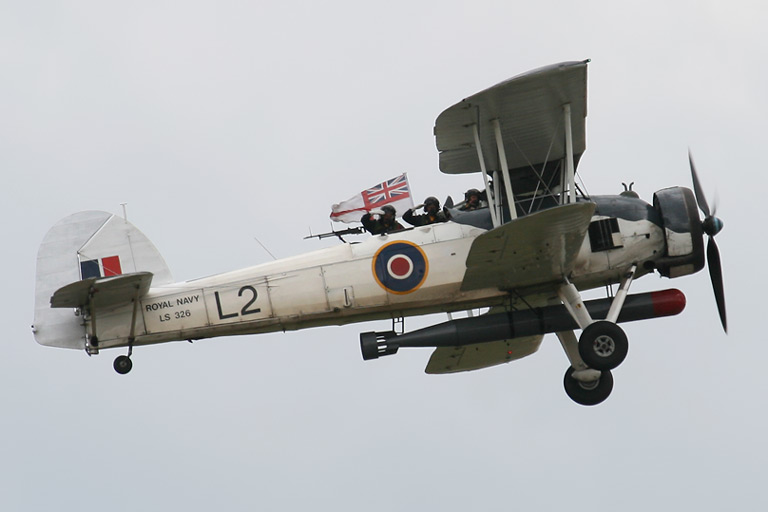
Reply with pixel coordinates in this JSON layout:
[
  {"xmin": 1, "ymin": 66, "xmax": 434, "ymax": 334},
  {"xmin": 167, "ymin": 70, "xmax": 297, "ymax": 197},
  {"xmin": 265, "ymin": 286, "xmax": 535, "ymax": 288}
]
[{"xmin": 304, "ymin": 226, "xmax": 365, "ymax": 243}]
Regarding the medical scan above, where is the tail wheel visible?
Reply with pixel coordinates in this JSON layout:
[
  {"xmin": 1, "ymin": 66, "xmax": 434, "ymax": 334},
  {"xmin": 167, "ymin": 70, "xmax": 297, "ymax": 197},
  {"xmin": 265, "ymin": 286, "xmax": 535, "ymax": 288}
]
[
  {"xmin": 114, "ymin": 355, "xmax": 133, "ymax": 375},
  {"xmin": 578, "ymin": 321, "xmax": 628, "ymax": 370},
  {"xmin": 563, "ymin": 367, "xmax": 613, "ymax": 406}
]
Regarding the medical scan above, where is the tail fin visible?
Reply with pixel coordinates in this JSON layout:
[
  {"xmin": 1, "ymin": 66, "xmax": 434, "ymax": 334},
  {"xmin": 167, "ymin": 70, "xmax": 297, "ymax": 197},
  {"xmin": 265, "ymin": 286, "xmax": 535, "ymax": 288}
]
[{"xmin": 33, "ymin": 211, "xmax": 172, "ymax": 349}]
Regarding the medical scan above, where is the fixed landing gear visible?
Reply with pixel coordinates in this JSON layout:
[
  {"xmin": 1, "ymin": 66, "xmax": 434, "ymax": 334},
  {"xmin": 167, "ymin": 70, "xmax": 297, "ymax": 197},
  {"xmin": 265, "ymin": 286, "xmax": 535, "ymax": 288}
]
[
  {"xmin": 563, "ymin": 367, "xmax": 613, "ymax": 406},
  {"xmin": 559, "ymin": 321, "xmax": 626, "ymax": 405},
  {"xmin": 578, "ymin": 321, "xmax": 628, "ymax": 371},
  {"xmin": 113, "ymin": 355, "xmax": 133, "ymax": 374},
  {"xmin": 113, "ymin": 341, "xmax": 134, "ymax": 375},
  {"xmin": 556, "ymin": 266, "xmax": 637, "ymax": 405}
]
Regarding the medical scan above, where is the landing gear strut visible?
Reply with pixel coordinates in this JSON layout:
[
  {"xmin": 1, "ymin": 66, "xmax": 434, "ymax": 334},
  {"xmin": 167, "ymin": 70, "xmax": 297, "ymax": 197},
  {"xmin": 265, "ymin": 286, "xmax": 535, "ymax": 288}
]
[
  {"xmin": 556, "ymin": 265, "xmax": 637, "ymax": 405},
  {"xmin": 109, "ymin": 286, "xmax": 142, "ymax": 375}
]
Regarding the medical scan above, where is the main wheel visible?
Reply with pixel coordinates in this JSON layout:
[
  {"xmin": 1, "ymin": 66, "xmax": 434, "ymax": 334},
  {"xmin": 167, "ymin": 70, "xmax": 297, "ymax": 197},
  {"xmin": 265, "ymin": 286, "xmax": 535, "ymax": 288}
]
[
  {"xmin": 578, "ymin": 321, "xmax": 628, "ymax": 370},
  {"xmin": 114, "ymin": 355, "xmax": 133, "ymax": 375},
  {"xmin": 563, "ymin": 366, "xmax": 613, "ymax": 406}
]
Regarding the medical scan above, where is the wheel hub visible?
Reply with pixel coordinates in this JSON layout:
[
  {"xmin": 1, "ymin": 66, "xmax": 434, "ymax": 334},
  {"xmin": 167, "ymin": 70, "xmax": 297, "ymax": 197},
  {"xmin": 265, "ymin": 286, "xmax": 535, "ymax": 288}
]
[
  {"xmin": 592, "ymin": 335, "xmax": 615, "ymax": 357},
  {"xmin": 578, "ymin": 379, "xmax": 600, "ymax": 391}
]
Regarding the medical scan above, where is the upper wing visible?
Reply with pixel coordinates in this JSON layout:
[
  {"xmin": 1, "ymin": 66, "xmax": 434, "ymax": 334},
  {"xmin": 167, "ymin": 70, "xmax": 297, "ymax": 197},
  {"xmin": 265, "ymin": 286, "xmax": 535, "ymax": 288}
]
[
  {"xmin": 461, "ymin": 202, "xmax": 595, "ymax": 292},
  {"xmin": 425, "ymin": 335, "xmax": 544, "ymax": 374},
  {"xmin": 434, "ymin": 60, "xmax": 588, "ymax": 198}
]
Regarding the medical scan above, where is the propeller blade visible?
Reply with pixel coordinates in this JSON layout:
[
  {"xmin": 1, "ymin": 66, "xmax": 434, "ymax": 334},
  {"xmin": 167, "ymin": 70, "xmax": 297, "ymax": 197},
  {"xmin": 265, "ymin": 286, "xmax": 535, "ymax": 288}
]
[
  {"xmin": 689, "ymin": 150, "xmax": 711, "ymax": 218},
  {"xmin": 706, "ymin": 237, "xmax": 727, "ymax": 333}
]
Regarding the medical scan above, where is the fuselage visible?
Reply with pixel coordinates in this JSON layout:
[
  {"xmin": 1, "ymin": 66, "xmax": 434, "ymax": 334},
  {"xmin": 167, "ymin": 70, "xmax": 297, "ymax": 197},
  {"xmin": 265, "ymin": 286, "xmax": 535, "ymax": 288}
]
[{"xmin": 91, "ymin": 195, "xmax": 669, "ymax": 350}]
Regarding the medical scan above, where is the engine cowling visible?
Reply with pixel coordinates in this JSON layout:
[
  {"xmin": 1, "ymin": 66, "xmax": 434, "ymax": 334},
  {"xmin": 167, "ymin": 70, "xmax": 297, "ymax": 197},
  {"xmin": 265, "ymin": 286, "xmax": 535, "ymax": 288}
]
[{"xmin": 652, "ymin": 186, "xmax": 705, "ymax": 278}]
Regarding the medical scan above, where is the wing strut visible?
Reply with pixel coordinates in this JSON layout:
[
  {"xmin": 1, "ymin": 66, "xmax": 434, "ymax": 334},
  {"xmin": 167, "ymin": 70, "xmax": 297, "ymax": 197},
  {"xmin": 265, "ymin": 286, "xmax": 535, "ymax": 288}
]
[
  {"xmin": 563, "ymin": 103, "xmax": 576, "ymax": 204},
  {"xmin": 492, "ymin": 170, "xmax": 502, "ymax": 223},
  {"xmin": 471, "ymin": 123, "xmax": 501, "ymax": 227},
  {"xmin": 491, "ymin": 119, "xmax": 518, "ymax": 220}
]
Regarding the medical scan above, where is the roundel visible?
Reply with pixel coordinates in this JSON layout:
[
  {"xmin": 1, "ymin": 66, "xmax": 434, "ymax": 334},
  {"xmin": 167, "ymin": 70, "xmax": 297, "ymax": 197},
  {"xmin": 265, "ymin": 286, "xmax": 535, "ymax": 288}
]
[{"xmin": 372, "ymin": 241, "xmax": 429, "ymax": 294}]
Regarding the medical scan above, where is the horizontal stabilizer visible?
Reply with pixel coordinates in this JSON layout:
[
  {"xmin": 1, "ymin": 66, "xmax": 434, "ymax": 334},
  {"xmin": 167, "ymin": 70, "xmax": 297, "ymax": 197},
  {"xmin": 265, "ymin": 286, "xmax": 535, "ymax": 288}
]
[
  {"xmin": 51, "ymin": 272, "xmax": 153, "ymax": 309},
  {"xmin": 425, "ymin": 335, "xmax": 543, "ymax": 374},
  {"xmin": 461, "ymin": 202, "xmax": 595, "ymax": 292}
]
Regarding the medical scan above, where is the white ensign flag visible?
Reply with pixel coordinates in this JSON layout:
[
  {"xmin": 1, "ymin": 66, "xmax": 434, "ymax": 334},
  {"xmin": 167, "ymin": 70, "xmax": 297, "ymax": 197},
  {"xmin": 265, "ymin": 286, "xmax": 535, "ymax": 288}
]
[{"xmin": 330, "ymin": 173, "xmax": 414, "ymax": 223}]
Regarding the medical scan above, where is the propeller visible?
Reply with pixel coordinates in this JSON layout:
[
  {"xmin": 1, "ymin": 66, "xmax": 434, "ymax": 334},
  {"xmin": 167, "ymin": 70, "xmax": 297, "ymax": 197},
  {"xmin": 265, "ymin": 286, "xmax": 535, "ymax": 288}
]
[{"xmin": 688, "ymin": 150, "xmax": 727, "ymax": 332}]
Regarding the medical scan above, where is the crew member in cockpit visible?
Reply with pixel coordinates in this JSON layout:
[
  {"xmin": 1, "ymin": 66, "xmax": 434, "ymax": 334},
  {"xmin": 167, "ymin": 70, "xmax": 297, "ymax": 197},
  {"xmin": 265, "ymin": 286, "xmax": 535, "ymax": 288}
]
[
  {"xmin": 403, "ymin": 196, "xmax": 448, "ymax": 227},
  {"xmin": 361, "ymin": 205, "xmax": 404, "ymax": 235},
  {"xmin": 459, "ymin": 188, "xmax": 482, "ymax": 211}
]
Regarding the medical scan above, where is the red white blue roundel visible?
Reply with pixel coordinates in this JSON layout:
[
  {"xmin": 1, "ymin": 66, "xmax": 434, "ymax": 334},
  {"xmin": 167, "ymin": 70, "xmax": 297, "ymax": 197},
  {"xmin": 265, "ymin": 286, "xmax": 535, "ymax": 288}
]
[{"xmin": 372, "ymin": 241, "xmax": 429, "ymax": 294}]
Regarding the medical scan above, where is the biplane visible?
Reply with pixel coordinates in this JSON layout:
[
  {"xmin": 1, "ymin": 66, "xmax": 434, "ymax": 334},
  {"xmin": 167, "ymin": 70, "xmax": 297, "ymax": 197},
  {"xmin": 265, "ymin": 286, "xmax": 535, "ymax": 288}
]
[{"xmin": 33, "ymin": 60, "xmax": 725, "ymax": 405}]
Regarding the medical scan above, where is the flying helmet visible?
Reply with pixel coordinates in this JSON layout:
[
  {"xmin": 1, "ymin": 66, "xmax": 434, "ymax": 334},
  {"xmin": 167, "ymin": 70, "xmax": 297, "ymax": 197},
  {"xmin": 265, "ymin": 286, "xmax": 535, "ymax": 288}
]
[{"xmin": 465, "ymin": 188, "xmax": 481, "ymax": 201}]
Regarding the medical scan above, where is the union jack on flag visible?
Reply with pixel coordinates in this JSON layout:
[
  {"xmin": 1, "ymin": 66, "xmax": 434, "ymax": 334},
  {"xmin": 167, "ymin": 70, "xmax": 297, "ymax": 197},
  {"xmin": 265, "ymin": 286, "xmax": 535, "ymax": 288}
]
[
  {"xmin": 362, "ymin": 174, "xmax": 411, "ymax": 208},
  {"xmin": 330, "ymin": 172, "xmax": 414, "ymax": 224}
]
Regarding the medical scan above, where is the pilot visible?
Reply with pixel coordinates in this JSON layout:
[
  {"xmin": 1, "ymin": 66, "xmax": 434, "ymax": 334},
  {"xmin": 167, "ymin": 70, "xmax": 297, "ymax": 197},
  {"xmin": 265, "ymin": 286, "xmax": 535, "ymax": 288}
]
[
  {"xmin": 459, "ymin": 188, "xmax": 482, "ymax": 211},
  {"xmin": 361, "ymin": 205, "xmax": 404, "ymax": 235},
  {"xmin": 403, "ymin": 196, "xmax": 448, "ymax": 226}
]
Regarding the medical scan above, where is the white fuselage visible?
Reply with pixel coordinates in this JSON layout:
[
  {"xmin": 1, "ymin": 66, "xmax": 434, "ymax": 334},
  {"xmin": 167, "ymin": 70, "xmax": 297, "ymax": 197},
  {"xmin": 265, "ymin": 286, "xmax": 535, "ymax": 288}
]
[{"xmin": 92, "ymin": 211, "xmax": 665, "ymax": 349}]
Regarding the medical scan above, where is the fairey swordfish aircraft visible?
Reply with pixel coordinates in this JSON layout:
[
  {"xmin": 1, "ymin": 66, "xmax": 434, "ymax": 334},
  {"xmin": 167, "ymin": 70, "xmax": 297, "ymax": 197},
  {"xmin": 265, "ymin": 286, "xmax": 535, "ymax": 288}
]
[{"xmin": 33, "ymin": 60, "xmax": 726, "ymax": 405}]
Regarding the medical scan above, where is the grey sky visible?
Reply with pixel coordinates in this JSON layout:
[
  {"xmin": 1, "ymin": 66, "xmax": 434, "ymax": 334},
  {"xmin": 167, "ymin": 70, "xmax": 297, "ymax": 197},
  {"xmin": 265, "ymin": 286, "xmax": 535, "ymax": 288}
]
[{"xmin": 2, "ymin": 1, "xmax": 765, "ymax": 510}]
